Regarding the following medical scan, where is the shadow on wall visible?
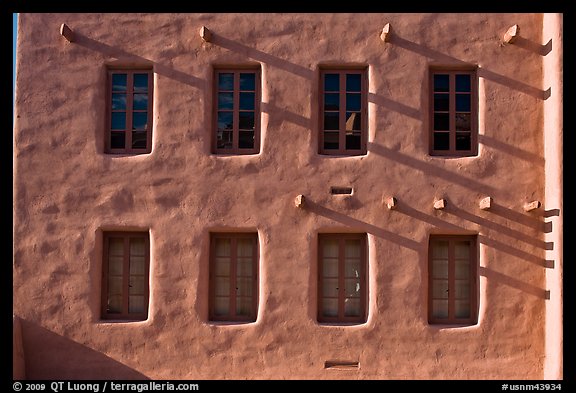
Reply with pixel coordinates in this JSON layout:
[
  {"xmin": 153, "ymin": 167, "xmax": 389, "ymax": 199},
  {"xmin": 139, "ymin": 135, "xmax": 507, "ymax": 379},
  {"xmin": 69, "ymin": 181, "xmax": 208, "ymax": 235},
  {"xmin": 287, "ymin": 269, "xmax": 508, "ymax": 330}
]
[{"xmin": 20, "ymin": 319, "xmax": 149, "ymax": 380}]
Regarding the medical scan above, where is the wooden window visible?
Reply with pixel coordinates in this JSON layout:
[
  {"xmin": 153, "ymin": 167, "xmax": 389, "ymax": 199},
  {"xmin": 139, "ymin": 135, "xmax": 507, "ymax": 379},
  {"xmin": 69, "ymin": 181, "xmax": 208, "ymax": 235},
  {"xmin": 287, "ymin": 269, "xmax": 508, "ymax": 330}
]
[
  {"xmin": 106, "ymin": 69, "xmax": 153, "ymax": 154},
  {"xmin": 430, "ymin": 69, "xmax": 478, "ymax": 156},
  {"xmin": 319, "ymin": 69, "xmax": 368, "ymax": 155},
  {"xmin": 428, "ymin": 235, "xmax": 478, "ymax": 325},
  {"xmin": 101, "ymin": 232, "xmax": 150, "ymax": 320},
  {"xmin": 209, "ymin": 233, "xmax": 259, "ymax": 322},
  {"xmin": 213, "ymin": 68, "xmax": 261, "ymax": 154},
  {"xmin": 318, "ymin": 233, "xmax": 367, "ymax": 323}
]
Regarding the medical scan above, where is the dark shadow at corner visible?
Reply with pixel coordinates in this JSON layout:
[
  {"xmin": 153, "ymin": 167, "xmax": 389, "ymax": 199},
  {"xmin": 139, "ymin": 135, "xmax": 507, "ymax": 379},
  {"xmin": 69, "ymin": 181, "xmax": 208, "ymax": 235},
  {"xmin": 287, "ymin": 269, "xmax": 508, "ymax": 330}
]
[
  {"xmin": 479, "ymin": 266, "xmax": 549, "ymax": 299},
  {"xmin": 20, "ymin": 319, "xmax": 149, "ymax": 380},
  {"xmin": 513, "ymin": 37, "xmax": 552, "ymax": 56},
  {"xmin": 73, "ymin": 33, "xmax": 207, "ymax": 90},
  {"xmin": 389, "ymin": 34, "xmax": 550, "ymax": 100},
  {"xmin": 305, "ymin": 200, "xmax": 421, "ymax": 251},
  {"xmin": 210, "ymin": 33, "xmax": 314, "ymax": 80}
]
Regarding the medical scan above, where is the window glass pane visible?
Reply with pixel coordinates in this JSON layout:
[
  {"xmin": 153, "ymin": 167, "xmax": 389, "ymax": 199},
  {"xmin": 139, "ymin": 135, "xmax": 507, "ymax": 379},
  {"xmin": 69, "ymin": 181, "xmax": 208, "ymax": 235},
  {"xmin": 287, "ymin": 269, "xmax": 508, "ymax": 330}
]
[
  {"xmin": 455, "ymin": 280, "xmax": 470, "ymax": 299},
  {"xmin": 346, "ymin": 93, "xmax": 361, "ymax": 111},
  {"xmin": 345, "ymin": 259, "xmax": 361, "ymax": 278},
  {"xmin": 432, "ymin": 300, "xmax": 449, "ymax": 318},
  {"xmin": 433, "ymin": 132, "xmax": 449, "ymax": 150},
  {"xmin": 323, "ymin": 239, "xmax": 339, "ymax": 258},
  {"xmin": 324, "ymin": 112, "xmax": 339, "ymax": 130},
  {"xmin": 239, "ymin": 131, "xmax": 255, "ymax": 149},
  {"xmin": 130, "ymin": 237, "xmax": 145, "ymax": 255},
  {"xmin": 434, "ymin": 93, "xmax": 449, "ymax": 111},
  {"xmin": 455, "ymin": 259, "xmax": 470, "ymax": 280},
  {"xmin": 107, "ymin": 276, "xmax": 123, "ymax": 296},
  {"xmin": 455, "ymin": 300, "xmax": 471, "ymax": 318},
  {"xmin": 218, "ymin": 92, "xmax": 234, "ymax": 110},
  {"xmin": 432, "ymin": 259, "xmax": 448, "ymax": 279},
  {"xmin": 346, "ymin": 133, "xmax": 361, "ymax": 150},
  {"xmin": 346, "ymin": 74, "xmax": 361, "ymax": 92},
  {"xmin": 132, "ymin": 131, "xmax": 147, "ymax": 149},
  {"xmin": 324, "ymin": 74, "xmax": 339, "ymax": 91},
  {"xmin": 323, "ymin": 259, "xmax": 338, "ymax": 278},
  {"xmin": 345, "ymin": 278, "xmax": 360, "ymax": 297},
  {"xmin": 237, "ymin": 238, "xmax": 254, "ymax": 257},
  {"xmin": 324, "ymin": 93, "xmax": 339, "ymax": 110},
  {"xmin": 322, "ymin": 278, "xmax": 339, "ymax": 297},
  {"xmin": 112, "ymin": 94, "xmax": 126, "ymax": 110},
  {"xmin": 323, "ymin": 132, "xmax": 339, "ymax": 150},
  {"xmin": 345, "ymin": 112, "xmax": 361, "ymax": 131},
  {"xmin": 432, "ymin": 279, "xmax": 449, "ymax": 298},
  {"xmin": 107, "ymin": 295, "xmax": 122, "ymax": 313},
  {"xmin": 132, "ymin": 93, "xmax": 148, "ymax": 110},
  {"xmin": 236, "ymin": 297, "xmax": 252, "ymax": 316},
  {"xmin": 236, "ymin": 277, "xmax": 252, "ymax": 296},
  {"xmin": 111, "ymin": 132, "xmax": 125, "ymax": 149},
  {"xmin": 456, "ymin": 133, "xmax": 471, "ymax": 151},
  {"xmin": 456, "ymin": 94, "xmax": 470, "ymax": 112},
  {"xmin": 108, "ymin": 256, "xmax": 123, "ymax": 275},
  {"xmin": 215, "ymin": 277, "xmax": 230, "ymax": 296},
  {"xmin": 344, "ymin": 298, "xmax": 361, "ymax": 317},
  {"xmin": 218, "ymin": 73, "xmax": 234, "ymax": 90},
  {"xmin": 239, "ymin": 73, "xmax": 256, "ymax": 90},
  {"xmin": 109, "ymin": 238, "xmax": 124, "ymax": 256},
  {"xmin": 132, "ymin": 112, "xmax": 148, "ymax": 130},
  {"xmin": 214, "ymin": 297, "xmax": 230, "ymax": 316},
  {"xmin": 455, "ymin": 241, "xmax": 470, "ymax": 258},
  {"xmin": 111, "ymin": 112, "xmax": 126, "ymax": 130},
  {"xmin": 215, "ymin": 257, "xmax": 230, "ymax": 276},
  {"xmin": 455, "ymin": 113, "xmax": 471, "ymax": 131},
  {"xmin": 217, "ymin": 112, "xmax": 233, "ymax": 131},
  {"xmin": 239, "ymin": 112, "xmax": 255, "ymax": 130},
  {"xmin": 434, "ymin": 113, "xmax": 449, "ymax": 131},
  {"xmin": 237, "ymin": 258, "xmax": 252, "ymax": 277},
  {"xmin": 217, "ymin": 131, "xmax": 233, "ymax": 149},
  {"xmin": 112, "ymin": 74, "xmax": 127, "ymax": 91},
  {"xmin": 433, "ymin": 74, "xmax": 449, "ymax": 92},
  {"xmin": 432, "ymin": 241, "xmax": 449, "ymax": 258},
  {"xmin": 345, "ymin": 240, "xmax": 361, "ymax": 257},
  {"xmin": 129, "ymin": 276, "xmax": 145, "ymax": 295},
  {"xmin": 129, "ymin": 295, "xmax": 145, "ymax": 313},
  {"xmin": 456, "ymin": 74, "xmax": 471, "ymax": 92},
  {"xmin": 239, "ymin": 92, "xmax": 255, "ymax": 110},
  {"xmin": 321, "ymin": 299, "xmax": 339, "ymax": 317},
  {"xmin": 133, "ymin": 73, "xmax": 149, "ymax": 91},
  {"xmin": 130, "ymin": 256, "xmax": 145, "ymax": 275},
  {"xmin": 215, "ymin": 238, "xmax": 231, "ymax": 257}
]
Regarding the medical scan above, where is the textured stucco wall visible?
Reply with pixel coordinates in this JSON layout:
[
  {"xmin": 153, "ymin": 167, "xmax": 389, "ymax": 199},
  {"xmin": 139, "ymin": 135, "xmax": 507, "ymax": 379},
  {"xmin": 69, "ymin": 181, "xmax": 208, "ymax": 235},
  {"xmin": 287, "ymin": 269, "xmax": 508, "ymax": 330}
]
[{"xmin": 13, "ymin": 13, "xmax": 556, "ymax": 379}]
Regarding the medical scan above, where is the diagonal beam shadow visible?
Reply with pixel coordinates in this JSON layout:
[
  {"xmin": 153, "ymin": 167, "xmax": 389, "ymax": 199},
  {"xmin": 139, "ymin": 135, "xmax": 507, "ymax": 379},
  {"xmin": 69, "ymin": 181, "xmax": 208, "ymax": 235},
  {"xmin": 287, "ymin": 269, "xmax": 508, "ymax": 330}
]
[
  {"xmin": 210, "ymin": 33, "xmax": 315, "ymax": 80},
  {"xmin": 72, "ymin": 33, "xmax": 207, "ymax": 90},
  {"xmin": 512, "ymin": 37, "xmax": 552, "ymax": 57},
  {"xmin": 479, "ymin": 266, "xmax": 549, "ymax": 299},
  {"xmin": 260, "ymin": 101, "xmax": 310, "ymax": 129},
  {"xmin": 304, "ymin": 200, "xmax": 421, "ymax": 251},
  {"xmin": 367, "ymin": 92, "xmax": 421, "ymax": 120},
  {"xmin": 395, "ymin": 203, "xmax": 548, "ymax": 268},
  {"xmin": 389, "ymin": 34, "xmax": 550, "ymax": 100},
  {"xmin": 367, "ymin": 142, "xmax": 499, "ymax": 195},
  {"xmin": 478, "ymin": 134, "xmax": 545, "ymax": 166}
]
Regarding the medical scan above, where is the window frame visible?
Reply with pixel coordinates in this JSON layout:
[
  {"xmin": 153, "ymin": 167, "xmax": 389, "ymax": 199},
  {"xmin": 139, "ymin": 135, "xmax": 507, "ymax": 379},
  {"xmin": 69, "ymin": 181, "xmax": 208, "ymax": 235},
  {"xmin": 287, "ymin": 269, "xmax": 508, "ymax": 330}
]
[
  {"xmin": 212, "ymin": 67, "xmax": 262, "ymax": 155},
  {"xmin": 317, "ymin": 233, "xmax": 367, "ymax": 324},
  {"xmin": 428, "ymin": 234, "xmax": 478, "ymax": 325},
  {"xmin": 101, "ymin": 231, "xmax": 150, "ymax": 321},
  {"xmin": 318, "ymin": 68, "xmax": 368, "ymax": 156},
  {"xmin": 209, "ymin": 232, "xmax": 259, "ymax": 322},
  {"xmin": 105, "ymin": 69, "xmax": 154, "ymax": 154},
  {"xmin": 429, "ymin": 69, "xmax": 478, "ymax": 157}
]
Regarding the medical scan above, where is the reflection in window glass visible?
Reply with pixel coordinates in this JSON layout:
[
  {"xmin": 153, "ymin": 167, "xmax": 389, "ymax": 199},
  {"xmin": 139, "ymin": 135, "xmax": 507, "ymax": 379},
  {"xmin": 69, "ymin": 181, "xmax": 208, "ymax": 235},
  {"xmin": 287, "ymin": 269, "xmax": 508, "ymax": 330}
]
[
  {"xmin": 346, "ymin": 74, "xmax": 361, "ymax": 92},
  {"xmin": 112, "ymin": 74, "xmax": 127, "ymax": 91},
  {"xmin": 324, "ymin": 74, "xmax": 339, "ymax": 91}
]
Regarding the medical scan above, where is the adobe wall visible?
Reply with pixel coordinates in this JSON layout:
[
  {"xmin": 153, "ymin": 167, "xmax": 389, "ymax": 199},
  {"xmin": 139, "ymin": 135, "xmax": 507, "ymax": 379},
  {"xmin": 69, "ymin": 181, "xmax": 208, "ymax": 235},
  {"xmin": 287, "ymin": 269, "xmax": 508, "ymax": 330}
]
[{"xmin": 13, "ymin": 13, "xmax": 555, "ymax": 379}]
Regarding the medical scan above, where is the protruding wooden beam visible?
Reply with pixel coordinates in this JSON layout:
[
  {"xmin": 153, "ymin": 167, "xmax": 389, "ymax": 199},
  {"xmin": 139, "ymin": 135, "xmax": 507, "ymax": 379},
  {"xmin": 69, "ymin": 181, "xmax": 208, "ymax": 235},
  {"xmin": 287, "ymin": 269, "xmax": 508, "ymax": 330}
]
[
  {"xmin": 294, "ymin": 194, "xmax": 305, "ymax": 208},
  {"xmin": 433, "ymin": 198, "xmax": 446, "ymax": 210},
  {"xmin": 60, "ymin": 23, "xmax": 75, "ymax": 43},
  {"xmin": 503, "ymin": 24, "xmax": 519, "ymax": 44},
  {"xmin": 384, "ymin": 196, "xmax": 397, "ymax": 210},
  {"xmin": 479, "ymin": 196, "xmax": 492, "ymax": 211},
  {"xmin": 523, "ymin": 200, "xmax": 541, "ymax": 212},
  {"xmin": 380, "ymin": 23, "xmax": 391, "ymax": 42},
  {"xmin": 200, "ymin": 26, "xmax": 212, "ymax": 42}
]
